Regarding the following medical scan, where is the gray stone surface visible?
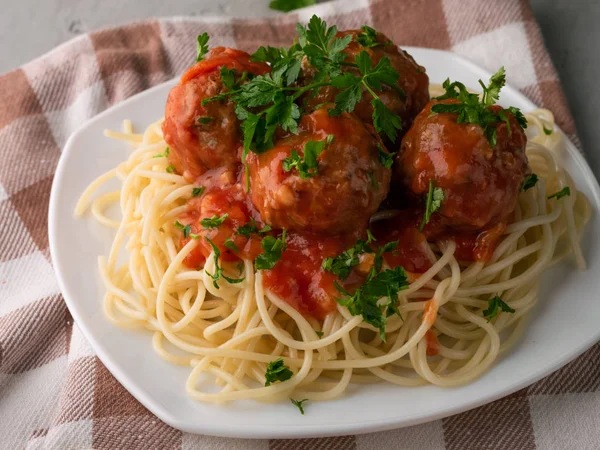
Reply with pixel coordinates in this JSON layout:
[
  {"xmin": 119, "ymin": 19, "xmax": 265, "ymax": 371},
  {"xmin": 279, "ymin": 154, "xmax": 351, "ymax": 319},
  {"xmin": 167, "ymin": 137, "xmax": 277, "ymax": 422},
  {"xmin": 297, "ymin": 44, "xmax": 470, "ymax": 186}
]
[{"xmin": 0, "ymin": 0, "xmax": 598, "ymax": 174}]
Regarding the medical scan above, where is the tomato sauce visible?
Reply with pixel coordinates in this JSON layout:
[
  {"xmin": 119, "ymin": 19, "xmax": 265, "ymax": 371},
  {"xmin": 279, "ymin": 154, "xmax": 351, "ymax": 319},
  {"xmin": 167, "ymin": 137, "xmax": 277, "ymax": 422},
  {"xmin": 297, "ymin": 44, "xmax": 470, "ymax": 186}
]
[{"xmin": 425, "ymin": 330, "xmax": 440, "ymax": 356}]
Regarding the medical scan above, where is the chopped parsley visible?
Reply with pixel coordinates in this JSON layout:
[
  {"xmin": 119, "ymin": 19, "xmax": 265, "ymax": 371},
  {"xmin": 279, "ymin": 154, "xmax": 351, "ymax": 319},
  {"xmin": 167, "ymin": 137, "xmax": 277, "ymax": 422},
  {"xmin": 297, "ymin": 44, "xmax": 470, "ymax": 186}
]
[
  {"xmin": 165, "ymin": 164, "xmax": 176, "ymax": 174},
  {"xmin": 197, "ymin": 116, "xmax": 213, "ymax": 125},
  {"xmin": 335, "ymin": 265, "xmax": 408, "ymax": 341},
  {"xmin": 291, "ymin": 398, "xmax": 308, "ymax": 414},
  {"xmin": 191, "ymin": 186, "xmax": 205, "ymax": 197},
  {"xmin": 269, "ymin": 0, "xmax": 315, "ymax": 12},
  {"xmin": 282, "ymin": 137, "xmax": 332, "ymax": 179},
  {"xmin": 322, "ymin": 239, "xmax": 373, "ymax": 280},
  {"xmin": 432, "ymin": 67, "xmax": 527, "ymax": 147},
  {"xmin": 378, "ymin": 144, "xmax": 395, "ymax": 168},
  {"xmin": 419, "ymin": 180, "xmax": 444, "ymax": 232},
  {"xmin": 174, "ymin": 221, "xmax": 191, "ymax": 239},
  {"xmin": 520, "ymin": 174, "xmax": 538, "ymax": 192},
  {"xmin": 201, "ymin": 15, "xmax": 404, "ymax": 153},
  {"xmin": 543, "ymin": 125, "xmax": 553, "ymax": 135},
  {"xmin": 204, "ymin": 237, "xmax": 245, "ymax": 289},
  {"xmin": 153, "ymin": 147, "xmax": 170, "ymax": 158},
  {"xmin": 548, "ymin": 186, "xmax": 571, "ymax": 200},
  {"xmin": 196, "ymin": 33, "xmax": 210, "ymax": 62},
  {"xmin": 224, "ymin": 238, "xmax": 239, "ymax": 253},
  {"xmin": 356, "ymin": 25, "xmax": 380, "ymax": 48},
  {"xmin": 200, "ymin": 214, "xmax": 229, "ymax": 229},
  {"xmin": 264, "ymin": 358, "xmax": 293, "ymax": 386},
  {"xmin": 483, "ymin": 295, "xmax": 515, "ymax": 320},
  {"xmin": 315, "ymin": 331, "xmax": 324, "ymax": 338},
  {"xmin": 255, "ymin": 229, "xmax": 287, "ymax": 270},
  {"xmin": 236, "ymin": 218, "xmax": 272, "ymax": 238}
]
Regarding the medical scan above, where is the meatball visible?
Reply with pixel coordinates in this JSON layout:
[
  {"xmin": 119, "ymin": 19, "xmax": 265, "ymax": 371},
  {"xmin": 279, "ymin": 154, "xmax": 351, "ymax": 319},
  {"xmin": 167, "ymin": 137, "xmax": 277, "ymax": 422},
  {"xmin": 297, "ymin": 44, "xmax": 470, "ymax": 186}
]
[
  {"xmin": 247, "ymin": 107, "xmax": 392, "ymax": 234},
  {"xmin": 303, "ymin": 29, "xmax": 429, "ymax": 148},
  {"xmin": 162, "ymin": 47, "xmax": 270, "ymax": 181},
  {"xmin": 397, "ymin": 99, "xmax": 529, "ymax": 230}
]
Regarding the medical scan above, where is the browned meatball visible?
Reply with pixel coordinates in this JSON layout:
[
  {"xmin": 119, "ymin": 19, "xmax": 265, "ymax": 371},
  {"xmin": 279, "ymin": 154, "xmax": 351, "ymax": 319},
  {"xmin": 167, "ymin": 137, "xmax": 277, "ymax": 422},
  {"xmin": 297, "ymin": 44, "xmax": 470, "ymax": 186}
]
[
  {"xmin": 303, "ymin": 29, "xmax": 430, "ymax": 148},
  {"xmin": 162, "ymin": 48, "xmax": 270, "ymax": 182},
  {"xmin": 397, "ymin": 99, "xmax": 529, "ymax": 230},
  {"xmin": 247, "ymin": 107, "xmax": 392, "ymax": 234}
]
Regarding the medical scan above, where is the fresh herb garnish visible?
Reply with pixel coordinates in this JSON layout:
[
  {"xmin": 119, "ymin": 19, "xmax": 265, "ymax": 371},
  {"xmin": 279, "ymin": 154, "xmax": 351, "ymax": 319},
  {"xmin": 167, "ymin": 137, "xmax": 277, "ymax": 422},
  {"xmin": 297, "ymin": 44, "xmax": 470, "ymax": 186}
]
[
  {"xmin": 432, "ymin": 67, "xmax": 527, "ymax": 147},
  {"xmin": 543, "ymin": 125, "xmax": 553, "ymax": 135},
  {"xmin": 166, "ymin": 164, "xmax": 176, "ymax": 174},
  {"xmin": 269, "ymin": 0, "xmax": 315, "ymax": 12},
  {"xmin": 197, "ymin": 116, "xmax": 213, "ymax": 125},
  {"xmin": 548, "ymin": 186, "xmax": 571, "ymax": 200},
  {"xmin": 202, "ymin": 16, "xmax": 404, "ymax": 154},
  {"xmin": 196, "ymin": 33, "xmax": 210, "ymax": 62},
  {"xmin": 419, "ymin": 180, "xmax": 444, "ymax": 232},
  {"xmin": 236, "ymin": 218, "xmax": 272, "ymax": 238},
  {"xmin": 520, "ymin": 174, "xmax": 538, "ymax": 192},
  {"xmin": 483, "ymin": 295, "xmax": 515, "ymax": 320},
  {"xmin": 322, "ymin": 239, "xmax": 373, "ymax": 280},
  {"xmin": 224, "ymin": 238, "xmax": 239, "ymax": 253},
  {"xmin": 255, "ymin": 229, "xmax": 287, "ymax": 270},
  {"xmin": 291, "ymin": 398, "xmax": 308, "ymax": 414},
  {"xmin": 366, "ymin": 229, "xmax": 376, "ymax": 244},
  {"xmin": 282, "ymin": 136, "xmax": 332, "ymax": 179},
  {"xmin": 356, "ymin": 25, "xmax": 380, "ymax": 48},
  {"xmin": 174, "ymin": 221, "xmax": 192, "ymax": 239},
  {"xmin": 191, "ymin": 186, "xmax": 205, "ymax": 197},
  {"xmin": 204, "ymin": 237, "xmax": 245, "ymax": 289},
  {"xmin": 335, "ymin": 265, "xmax": 408, "ymax": 341},
  {"xmin": 264, "ymin": 358, "xmax": 293, "ymax": 386},
  {"xmin": 378, "ymin": 144, "xmax": 395, "ymax": 168},
  {"xmin": 153, "ymin": 147, "xmax": 170, "ymax": 158},
  {"xmin": 315, "ymin": 331, "xmax": 324, "ymax": 338},
  {"xmin": 200, "ymin": 214, "xmax": 229, "ymax": 229}
]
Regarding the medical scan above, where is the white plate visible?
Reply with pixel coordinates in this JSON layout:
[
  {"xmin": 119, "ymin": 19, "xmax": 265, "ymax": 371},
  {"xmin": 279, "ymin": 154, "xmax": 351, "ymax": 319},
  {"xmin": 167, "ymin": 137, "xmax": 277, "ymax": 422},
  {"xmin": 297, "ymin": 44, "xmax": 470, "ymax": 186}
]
[{"xmin": 49, "ymin": 48, "xmax": 600, "ymax": 439}]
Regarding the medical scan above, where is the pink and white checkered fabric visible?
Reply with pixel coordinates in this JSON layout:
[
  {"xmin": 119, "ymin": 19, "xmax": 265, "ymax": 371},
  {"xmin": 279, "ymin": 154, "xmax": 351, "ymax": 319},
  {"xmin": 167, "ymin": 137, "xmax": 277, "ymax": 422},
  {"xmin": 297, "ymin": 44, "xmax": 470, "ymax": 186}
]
[{"xmin": 1, "ymin": 0, "xmax": 598, "ymax": 448}]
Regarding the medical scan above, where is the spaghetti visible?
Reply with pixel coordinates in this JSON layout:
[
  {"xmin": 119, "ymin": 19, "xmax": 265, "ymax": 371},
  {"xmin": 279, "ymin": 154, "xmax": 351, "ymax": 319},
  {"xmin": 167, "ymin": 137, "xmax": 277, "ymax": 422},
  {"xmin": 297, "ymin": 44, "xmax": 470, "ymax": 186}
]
[{"xmin": 75, "ymin": 105, "xmax": 590, "ymax": 405}]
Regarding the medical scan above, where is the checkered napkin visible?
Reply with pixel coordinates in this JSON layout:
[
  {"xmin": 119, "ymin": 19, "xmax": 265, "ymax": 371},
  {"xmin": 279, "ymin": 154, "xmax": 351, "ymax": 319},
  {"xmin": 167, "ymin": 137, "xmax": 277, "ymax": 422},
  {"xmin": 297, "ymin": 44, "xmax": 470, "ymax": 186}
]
[{"xmin": 0, "ymin": 0, "xmax": 597, "ymax": 448}]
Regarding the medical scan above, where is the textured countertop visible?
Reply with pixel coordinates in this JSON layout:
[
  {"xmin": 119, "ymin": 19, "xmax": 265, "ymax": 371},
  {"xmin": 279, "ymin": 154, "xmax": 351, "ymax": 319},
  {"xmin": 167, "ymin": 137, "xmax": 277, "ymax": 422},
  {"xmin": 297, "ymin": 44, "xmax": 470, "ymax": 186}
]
[{"xmin": 0, "ymin": 0, "xmax": 597, "ymax": 173}]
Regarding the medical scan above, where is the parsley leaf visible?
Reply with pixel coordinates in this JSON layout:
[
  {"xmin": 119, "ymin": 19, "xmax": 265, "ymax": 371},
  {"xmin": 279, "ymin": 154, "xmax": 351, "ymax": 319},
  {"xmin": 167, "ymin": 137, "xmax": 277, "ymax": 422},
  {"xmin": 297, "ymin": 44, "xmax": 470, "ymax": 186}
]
[
  {"xmin": 269, "ymin": 0, "xmax": 315, "ymax": 12},
  {"xmin": 191, "ymin": 186, "xmax": 205, "ymax": 197},
  {"xmin": 255, "ymin": 229, "xmax": 287, "ymax": 270},
  {"xmin": 165, "ymin": 164, "xmax": 176, "ymax": 174},
  {"xmin": 335, "ymin": 266, "xmax": 409, "ymax": 341},
  {"xmin": 548, "ymin": 186, "xmax": 571, "ymax": 200},
  {"xmin": 356, "ymin": 25, "xmax": 380, "ymax": 48},
  {"xmin": 520, "ymin": 174, "xmax": 538, "ymax": 192},
  {"xmin": 153, "ymin": 147, "xmax": 170, "ymax": 158},
  {"xmin": 322, "ymin": 239, "xmax": 373, "ymax": 280},
  {"xmin": 378, "ymin": 145, "xmax": 395, "ymax": 168},
  {"xmin": 224, "ymin": 238, "xmax": 239, "ymax": 253},
  {"xmin": 197, "ymin": 116, "xmax": 213, "ymax": 125},
  {"xmin": 372, "ymin": 98, "xmax": 402, "ymax": 142},
  {"xmin": 543, "ymin": 125, "xmax": 553, "ymax": 135},
  {"xmin": 236, "ymin": 218, "xmax": 272, "ymax": 238},
  {"xmin": 432, "ymin": 67, "xmax": 527, "ymax": 147},
  {"xmin": 196, "ymin": 33, "xmax": 210, "ymax": 62},
  {"xmin": 483, "ymin": 295, "xmax": 515, "ymax": 320},
  {"xmin": 200, "ymin": 214, "xmax": 229, "ymax": 229},
  {"xmin": 204, "ymin": 237, "xmax": 245, "ymax": 289},
  {"xmin": 174, "ymin": 221, "xmax": 191, "ymax": 239},
  {"xmin": 315, "ymin": 331, "xmax": 324, "ymax": 338},
  {"xmin": 419, "ymin": 180, "xmax": 444, "ymax": 232},
  {"xmin": 291, "ymin": 398, "xmax": 308, "ymax": 414},
  {"xmin": 282, "ymin": 137, "xmax": 331, "ymax": 179},
  {"xmin": 220, "ymin": 66, "xmax": 236, "ymax": 91},
  {"xmin": 264, "ymin": 358, "xmax": 293, "ymax": 386}
]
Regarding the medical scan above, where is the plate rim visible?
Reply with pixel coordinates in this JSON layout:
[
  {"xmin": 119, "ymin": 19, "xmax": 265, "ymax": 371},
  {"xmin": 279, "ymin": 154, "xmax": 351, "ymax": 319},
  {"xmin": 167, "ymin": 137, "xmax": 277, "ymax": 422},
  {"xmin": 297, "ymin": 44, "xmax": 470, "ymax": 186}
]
[{"xmin": 48, "ymin": 47, "xmax": 600, "ymax": 438}]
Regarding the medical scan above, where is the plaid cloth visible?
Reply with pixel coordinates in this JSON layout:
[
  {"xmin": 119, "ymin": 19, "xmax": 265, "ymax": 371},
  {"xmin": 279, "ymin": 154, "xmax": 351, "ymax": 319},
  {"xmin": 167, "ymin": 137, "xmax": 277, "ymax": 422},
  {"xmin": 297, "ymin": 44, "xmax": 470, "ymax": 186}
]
[{"xmin": 0, "ymin": 0, "xmax": 598, "ymax": 448}]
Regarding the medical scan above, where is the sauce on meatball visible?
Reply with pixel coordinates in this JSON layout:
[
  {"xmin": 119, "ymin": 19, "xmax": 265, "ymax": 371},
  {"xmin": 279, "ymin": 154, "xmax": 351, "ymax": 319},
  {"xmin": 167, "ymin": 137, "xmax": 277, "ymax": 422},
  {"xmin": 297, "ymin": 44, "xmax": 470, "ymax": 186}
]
[{"xmin": 247, "ymin": 107, "xmax": 392, "ymax": 235}]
